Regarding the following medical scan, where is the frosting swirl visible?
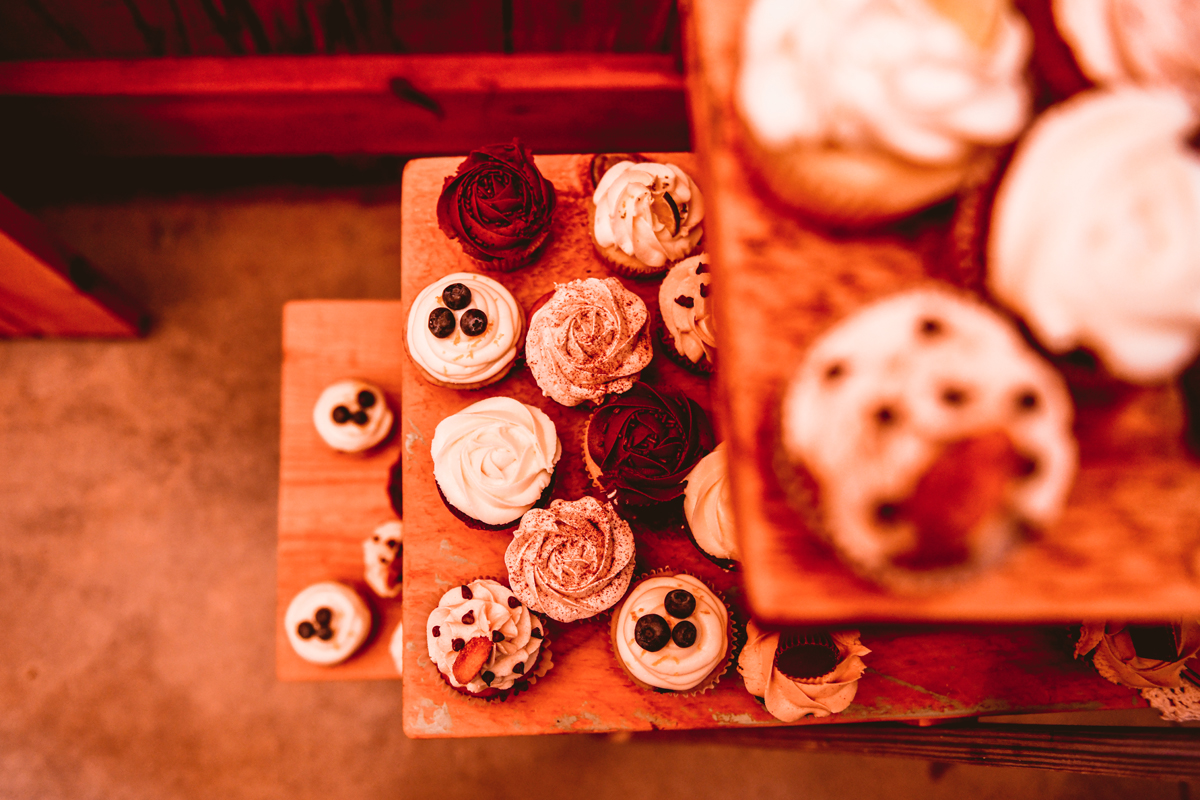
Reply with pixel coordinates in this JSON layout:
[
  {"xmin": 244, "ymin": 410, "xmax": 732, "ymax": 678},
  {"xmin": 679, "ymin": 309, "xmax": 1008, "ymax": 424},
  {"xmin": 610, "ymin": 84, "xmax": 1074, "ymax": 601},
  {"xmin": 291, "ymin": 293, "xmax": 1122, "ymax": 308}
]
[
  {"xmin": 426, "ymin": 579, "xmax": 544, "ymax": 694},
  {"xmin": 1075, "ymin": 620, "xmax": 1200, "ymax": 690},
  {"xmin": 988, "ymin": 88, "xmax": 1200, "ymax": 383},
  {"xmin": 526, "ymin": 277, "xmax": 653, "ymax": 406},
  {"xmin": 505, "ymin": 496, "xmax": 636, "ymax": 623},
  {"xmin": 586, "ymin": 382, "xmax": 714, "ymax": 510},
  {"xmin": 284, "ymin": 582, "xmax": 372, "ymax": 666},
  {"xmin": 592, "ymin": 161, "xmax": 704, "ymax": 268},
  {"xmin": 432, "ymin": 397, "xmax": 561, "ymax": 527},
  {"xmin": 612, "ymin": 574, "xmax": 728, "ymax": 692},
  {"xmin": 406, "ymin": 272, "xmax": 524, "ymax": 386},
  {"xmin": 683, "ymin": 443, "xmax": 739, "ymax": 562},
  {"xmin": 737, "ymin": 0, "xmax": 1032, "ymax": 164},
  {"xmin": 737, "ymin": 622, "xmax": 871, "ymax": 720},
  {"xmin": 312, "ymin": 379, "xmax": 393, "ymax": 453},
  {"xmin": 659, "ymin": 253, "xmax": 717, "ymax": 366}
]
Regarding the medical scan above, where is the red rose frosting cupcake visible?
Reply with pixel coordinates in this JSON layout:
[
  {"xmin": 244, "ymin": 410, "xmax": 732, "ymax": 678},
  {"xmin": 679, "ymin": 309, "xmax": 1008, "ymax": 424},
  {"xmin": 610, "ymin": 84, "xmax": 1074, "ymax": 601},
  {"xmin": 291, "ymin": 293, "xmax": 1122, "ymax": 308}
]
[
  {"xmin": 437, "ymin": 139, "xmax": 557, "ymax": 272},
  {"xmin": 584, "ymin": 382, "xmax": 714, "ymax": 522}
]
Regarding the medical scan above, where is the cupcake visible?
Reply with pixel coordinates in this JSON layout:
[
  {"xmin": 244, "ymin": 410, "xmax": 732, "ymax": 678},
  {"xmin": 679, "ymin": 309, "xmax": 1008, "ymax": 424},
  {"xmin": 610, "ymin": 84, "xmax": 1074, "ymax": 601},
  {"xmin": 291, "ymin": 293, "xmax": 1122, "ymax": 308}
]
[
  {"xmin": 609, "ymin": 573, "xmax": 732, "ymax": 694},
  {"xmin": 405, "ymin": 272, "xmax": 526, "ymax": 390},
  {"xmin": 737, "ymin": 621, "xmax": 871, "ymax": 721},
  {"xmin": 657, "ymin": 253, "xmax": 716, "ymax": 374},
  {"xmin": 504, "ymin": 496, "xmax": 636, "ymax": 623},
  {"xmin": 987, "ymin": 88, "xmax": 1200, "ymax": 387},
  {"xmin": 363, "ymin": 520, "xmax": 402, "ymax": 599},
  {"xmin": 436, "ymin": 139, "xmax": 557, "ymax": 272},
  {"xmin": 312, "ymin": 379, "xmax": 394, "ymax": 453},
  {"xmin": 778, "ymin": 288, "xmax": 1077, "ymax": 591},
  {"xmin": 682, "ymin": 443, "xmax": 740, "ymax": 569},
  {"xmin": 584, "ymin": 382, "xmax": 714, "ymax": 523},
  {"xmin": 589, "ymin": 160, "xmax": 704, "ymax": 278},
  {"xmin": 735, "ymin": 0, "xmax": 1033, "ymax": 225},
  {"xmin": 426, "ymin": 579, "xmax": 549, "ymax": 699},
  {"xmin": 388, "ymin": 621, "xmax": 404, "ymax": 677},
  {"xmin": 525, "ymin": 277, "xmax": 654, "ymax": 407},
  {"xmin": 284, "ymin": 582, "xmax": 373, "ymax": 666},
  {"xmin": 1075, "ymin": 619, "xmax": 1200, "ymax": 721},
  {"xmin": 431, "ymin": 397, "xmax": 561, "ymax": 530}
]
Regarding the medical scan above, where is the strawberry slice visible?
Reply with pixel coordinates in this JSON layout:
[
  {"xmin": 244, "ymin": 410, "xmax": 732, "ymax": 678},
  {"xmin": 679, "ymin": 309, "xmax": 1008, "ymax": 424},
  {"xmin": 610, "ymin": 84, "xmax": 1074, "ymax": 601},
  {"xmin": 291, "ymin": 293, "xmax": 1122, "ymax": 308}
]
[{"xmin": 452, "ymin": 636, "xmax": 493, "ymax": 685}]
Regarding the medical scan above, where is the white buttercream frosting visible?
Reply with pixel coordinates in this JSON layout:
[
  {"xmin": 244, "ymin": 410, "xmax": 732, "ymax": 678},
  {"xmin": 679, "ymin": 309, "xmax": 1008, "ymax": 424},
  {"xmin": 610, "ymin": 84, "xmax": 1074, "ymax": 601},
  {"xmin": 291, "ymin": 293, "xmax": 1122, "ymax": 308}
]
[
  {"xmin": 363, "ymin": 520, "xmax": 402, "ymax": 598},
  {"xmin": 659, "ymin": 253, "xmax": 717, "ymax": 366},
  {"xmin": 388, "ymin": 621, "xmax": 404, "ymax": 677},
  {"xmin": 737, "ymin": 622, "xmax": 871, "ymax": 720},
  {"xmin": 431, "ymin": 397, "xmax": 561, "ymax": 526},
  {"xmin": 312, "ymin": 379, "xmax": 393, "ymax": 453},
  {"xmin": 406, "ymin": 272, "xmax": 524, "ymax": 386},
  {"xmin": 592, "ymin": 161, "xmax": 704, "ymax": 268},
  {"xmin": 738, "ymin": 0, "xmax": 1032, "ymax": 164},
  {"xmin": 613, "ymin": 574, "xmax": 728, "ymax": 692},
  {"xmin": 683, "ymin": 443, "xmax": 739, "ymax": 562},
  {"xmin": 284, "ymin": 582, "xmax": 372, "ymax": 666},
  {"xmin": 426, "ymin": 579, "xmax": 544, "ymax": 694},
  {"xmin": 989, "ymin": 88, "xmax": 1200, "ymax": 384}
]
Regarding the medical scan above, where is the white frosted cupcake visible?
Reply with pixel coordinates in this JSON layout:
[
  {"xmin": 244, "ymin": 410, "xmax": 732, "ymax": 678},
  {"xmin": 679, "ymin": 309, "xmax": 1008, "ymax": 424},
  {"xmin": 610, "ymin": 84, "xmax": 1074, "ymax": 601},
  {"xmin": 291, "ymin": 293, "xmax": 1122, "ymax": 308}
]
[
  {"xmin": 405, "ymin": 272, "xmax": 526, "ymax": 389},
  {"xmin": 682, "ymin": 443, "xmax": 739, "ymax": 569},
  {"xmin": 312, "ymin": 379, "xmax": 394, "ymax": 453},
  {"xmin": 363, "ymin": 520, "xmax": 402, "ymax": 599},
  {"xmin": 284, "ymin": 582, "xmax": 373, "ymax": 666},
  {"xmin": 431, "ymin": 397, "xmax": 561, "ymax": 530},
  {"xmin": 657, "ymin": 253, "xmax": 716, "ymax": 374}
]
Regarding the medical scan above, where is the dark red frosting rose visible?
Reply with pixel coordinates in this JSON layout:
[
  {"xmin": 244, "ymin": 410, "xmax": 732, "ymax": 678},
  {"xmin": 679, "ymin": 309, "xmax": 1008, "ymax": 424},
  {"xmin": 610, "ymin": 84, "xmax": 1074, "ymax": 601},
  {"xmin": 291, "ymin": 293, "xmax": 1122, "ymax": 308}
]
[
  {"xmin": 586, "ymin": 382, "xmax": 714, "ymax": 513},
  {"xmin": 436, "ymin": 139, "xmax": 557, "ymax": 271}
]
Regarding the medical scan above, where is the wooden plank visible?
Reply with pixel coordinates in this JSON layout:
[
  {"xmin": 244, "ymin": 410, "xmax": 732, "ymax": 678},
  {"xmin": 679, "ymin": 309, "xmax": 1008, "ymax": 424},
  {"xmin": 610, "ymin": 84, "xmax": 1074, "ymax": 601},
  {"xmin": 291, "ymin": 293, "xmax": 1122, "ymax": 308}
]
[
  {"xmin": 0, "ymin": 55, "xmax": 688, "ymax": 156},
  {"xmin": 396, "ymin": 154, "xmax": 1144, "ymax": 738},
  {"xmin": 681, "ymin": 0, "xmax": 1200, "ymax": 623}
]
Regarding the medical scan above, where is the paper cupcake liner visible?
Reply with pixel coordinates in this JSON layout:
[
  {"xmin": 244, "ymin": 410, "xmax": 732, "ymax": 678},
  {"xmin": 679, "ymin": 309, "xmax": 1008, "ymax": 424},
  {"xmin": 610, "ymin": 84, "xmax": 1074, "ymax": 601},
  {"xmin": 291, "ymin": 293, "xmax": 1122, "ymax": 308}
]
[
  {"xmin": 606, "ymin": 567, "xmax": 740, "ymax": 698},
  {"xmin": 435, "ymin": 472, "xmax": 556, "ymax": 532},
  {"xmin": 654, "ymin": 310, "xmax": 715, "ymax": 376},
  {"xmin": 680, "ymin": 515, "xmax": 741, "ymax": 573},
  {"xmin": 773, "ymin": 630, "xmax": 840, "ymax": 685}
]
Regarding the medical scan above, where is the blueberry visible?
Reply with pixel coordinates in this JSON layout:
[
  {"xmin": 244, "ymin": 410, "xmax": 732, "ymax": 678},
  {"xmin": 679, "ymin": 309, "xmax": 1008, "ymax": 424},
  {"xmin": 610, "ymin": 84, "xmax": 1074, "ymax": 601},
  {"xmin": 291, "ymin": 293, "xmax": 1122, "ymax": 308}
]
[
  {"xmin": 664, "ymin": 589, "xmax": 696, "ymax": 619},
  {"xmin": 316, "ymin": 627, "xmax": 333, "ymax": 641},
  {"xmin": 357, "ymin": 390, "xmax": 376, "ymax": 409},
  {"xmin": 634, "ymin": 614, "xmax": 671, "ymax": 652},
  {"xmin": 297, "ymin": 621, "xmax": 316, "ymax": 639},
  {"xmin": 428, "ymin": 307, "xmax": 455, "ymax": 338},
  {"xmin": 352, "ymin": 410, "xmax": 369, "ymax": 425},
  {"xmin": 332, "ymin": 405, "xmax": 351, "ymax": 424},
  {"xmin": 314, "ymin": 607, "xmax": 332, "ymax": 626},
  {"xmin": 442, "ymin": 283, "xmax": 472, "ymax": 310},
  {"xmin": 460, "ymin": 309, "xmax": 488, "ymax": 336},
  {"xmin": 671, "ymin": 620, "xmax": 697, "ymax": 648}
]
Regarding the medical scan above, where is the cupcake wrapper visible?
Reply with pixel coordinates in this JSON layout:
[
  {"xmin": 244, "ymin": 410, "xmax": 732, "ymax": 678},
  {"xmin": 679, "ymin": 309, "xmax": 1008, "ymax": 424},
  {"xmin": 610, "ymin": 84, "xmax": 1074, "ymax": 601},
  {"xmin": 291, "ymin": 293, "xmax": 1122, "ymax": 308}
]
[
  {"xmin": 773, "ymin": 630, "xmax": 840, "ymax": 685},
  {"xmin": 435, "ymin": 472, "xmax": 556, "ymax": 532}
]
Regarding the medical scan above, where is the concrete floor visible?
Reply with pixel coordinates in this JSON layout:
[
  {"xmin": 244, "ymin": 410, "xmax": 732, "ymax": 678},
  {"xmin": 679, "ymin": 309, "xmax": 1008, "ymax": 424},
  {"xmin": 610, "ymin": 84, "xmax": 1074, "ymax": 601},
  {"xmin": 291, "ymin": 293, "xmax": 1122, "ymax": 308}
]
[{"xmin": 0, "ymin": 177, "xmax": 1193, "ymax": 799}]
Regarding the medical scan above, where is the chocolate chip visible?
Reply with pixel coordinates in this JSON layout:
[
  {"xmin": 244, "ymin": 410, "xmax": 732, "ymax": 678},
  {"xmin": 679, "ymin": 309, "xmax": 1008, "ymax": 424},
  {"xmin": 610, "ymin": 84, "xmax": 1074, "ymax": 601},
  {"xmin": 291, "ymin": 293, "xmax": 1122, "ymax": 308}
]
[
  {"xmin": 1017, "ymin": 390, "xmax": 1039, "ymax": 411},
  {"xmin": 460, "ymin": 308, "xmax": 488, "ymax": 336},
  {"xmin": 664, "ymin": 589, "xmax": 696, "ymax": 619},
  {"xmin": 512, "ymin": 662, "xmax": 525, "ymax": 674},
  {"xmin": 674, "ymin": 295, "xmax": 695, "ymax": 308},
  {"xmin": 428, "ymin": 307, "xmax": 455, "ymax": 338},
  {"xmin": 695, "ymin": 262, "xmax": 708, "ymax": 275},
  {"xmin": 941, "ymin": 387, "xmax": 969, "ymax": 406},
  {"xmin": 481, "ymin": 670, "xmax": 495, "ymax": 685},
  {"xmin": 352, "ymin": 410, "xmax": 369, "ymax": 425},
  {"xmin": 442, "ymin": 283, "xmax": 472, "ymax": 310},
  {"xmin": 918, "ymin": 318, "xmax": 944, "ymax": 337},
  {"xmin": 671, "ymin": 620, "xmax": 697, "ymax": 648},
  {"xmin": 297, "ymin": 621, "xmax": 316, "ymax": 639},
  {"xmin": 491, "ymin": 631, "xmax": 505, "ymax": 643},
  {"xmin": 461, "ymin": 585, "xmax": 473, "ymax": 600},
  {"xmin": 432, "ymin": 625, "xmax": 441, "ymax": 637},
  {"xmin": 876, "ymin": 502, "xmax": 900, "ymax": 523},
  {"xmin": 531, "ymin": 628, "xmax": 543, "ymax": 639},
  {"xmin": 507, "ymin": 596, "xmax": 521, "ymax": 608},
  {"xmin": 452, "ymin": 637, "xmax": 465, "ymax": 651},
  {"xmin": 461, "ymin": 610, "xmax": 475, "ymax": 625},
  {"xmin": 357, "ymin": 390, "xmax": 376, "ymax": 409},
  {"xmin": 699, "ymin": 282, "xmax": 709, "ymax": 298},
  {"xmin": 1017, "ymin": 455, "xmax": 1039, "ymax": 477},
  {"xmin": 332, "ymin": 405, "xmax": 351, "ymax": 424},
  {"xmin": 316, "ymin": 627, "xmax": 333, "ymax": 641},
  {"xmin": 875, "ymin": 405, "xmax": 897, "ymax": 425},
  {"xmin": 634, "ymin": 614, "xmax": 671, "ymax": 652},
  {"xmin": 385, "ymin": 540, "xmax": 397, "ymax": 548},
  {"xmin": 314, "ymin": 607, "xmax": 332, "ymax": 626},
  {"xmin": 825, "ymin": 362, "xmax": 845, "ymax": 380}
]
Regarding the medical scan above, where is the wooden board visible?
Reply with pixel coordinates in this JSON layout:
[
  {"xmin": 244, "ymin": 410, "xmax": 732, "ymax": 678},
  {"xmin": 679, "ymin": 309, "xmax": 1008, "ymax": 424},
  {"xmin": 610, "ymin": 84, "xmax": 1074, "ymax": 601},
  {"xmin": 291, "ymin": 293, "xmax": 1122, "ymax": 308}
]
[
  {"xmin": 682, "ymin": 0, "xmax": 1200, "ymax": 624},
  {"xmin": 277, "ymin": 300, "xmax": 404, "ymax": 681},
  {"xmin": 397, "ymin": 153, "xmax": 1145, "ymax": 737}
]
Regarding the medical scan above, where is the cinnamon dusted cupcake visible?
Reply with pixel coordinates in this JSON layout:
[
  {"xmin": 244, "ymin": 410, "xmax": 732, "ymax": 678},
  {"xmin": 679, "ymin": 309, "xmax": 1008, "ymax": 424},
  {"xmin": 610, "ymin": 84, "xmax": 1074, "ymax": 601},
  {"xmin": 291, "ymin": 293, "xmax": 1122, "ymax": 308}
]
[
  {"xmin": 737, "ymin": 622, "xmax": 871, "ymax": 721},
  {"xmin": 426, "ymin": 579, "xmax": 550, "ymax": 699},
  {"xmin": 657, "ymin": 253, "xmax": 716, "ymax": 374},
  {"xmin": 504, "ymin": 496, "xmax": 636, "ymax": 623},
  {"xmin": 584, "ymin": 382, "xmax": 714, "ymax": 523},
  {"xmin": 589, "ymin": 160, "xmax": 704, "ymax": 278},
  {"xmin": 779, "ymin": 288, "xmax": 1077, "ymax": 592},
  {"xmin": 406, "ymin": 272, "xmax": 526, "ymax": 390},
  {"xmin": 437, "ymin": 139, "xmax": 557, "ymax": 272},
  {"xmin": 682, "ymin": 443, "xmax": 740, "ymax": 569},
  {"xmin": 610, "ymin": 573, "xmax": 733, "ymax": 694},
  {"xmin": 431, "ymin": 397, "xmax": 561, "ymax": 530},
  {"xmin": 525, "ymin": 277, "xmax": 654, "ymax": 407}
]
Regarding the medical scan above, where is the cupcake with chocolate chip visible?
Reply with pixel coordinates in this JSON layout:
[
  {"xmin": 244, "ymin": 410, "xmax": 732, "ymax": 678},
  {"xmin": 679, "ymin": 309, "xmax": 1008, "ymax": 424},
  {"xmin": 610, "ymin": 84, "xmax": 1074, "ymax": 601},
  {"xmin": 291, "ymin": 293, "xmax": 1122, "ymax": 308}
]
[
  {"xmin": 737, "ymin": 622, "xmax": 870, "ymax": 721},
  {"xmin": 312, "ymin": 379, "xmax": 394, "ymax": 453},
  {"xmin": 657, "ymin": 253, "xmax": 716, "ymax": 374},
  {"xmin": 285, "ymin": 582, "xmax": 373, "ymax": 666},
  {"xmin": 405, "ymin": 272, "xmax": 526, "ymax": 390},
  {"xmin": 778, "ymin": 288, "xmax": 1077, "ymax": 592},
  {"xmin": 682, "ymin": 443, "xmax": 740, "ymax": 570},
  {"xmin": 426, "ymin": 578, "xmax": 551, "ymax": 699}
]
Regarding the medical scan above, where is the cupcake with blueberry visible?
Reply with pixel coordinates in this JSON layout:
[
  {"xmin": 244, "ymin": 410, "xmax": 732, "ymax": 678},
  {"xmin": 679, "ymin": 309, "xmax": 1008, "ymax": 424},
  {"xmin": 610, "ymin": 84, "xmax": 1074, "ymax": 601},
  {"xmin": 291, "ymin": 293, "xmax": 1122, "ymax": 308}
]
[
  {"xmin": 405, "ymin": 272, "xmax": 525, "ymax": 390},
  {"xmin": 682, "ymin": 443, "xmax": 740, "ymax": 570},
  {"xmin": 609, "ymin": 572, "xmax": 734, "ymax": 694},
  {"xmin": 312, "ymin": 379, "xmax": 394, "ymax": 453},
  {"xmin": 284, "ymin": 582, "xmax": 373, "ymax": 666},
  {"xmin": 657, "ymin": 253, "xmax": 716, "ymax": 374},
  {"xmin": 426, "ymin": 578, "xmax": 551, "ymax": 700},
  {"xmin": 737, "ymin": 622, "xmax": 871, "ymax": 721}
]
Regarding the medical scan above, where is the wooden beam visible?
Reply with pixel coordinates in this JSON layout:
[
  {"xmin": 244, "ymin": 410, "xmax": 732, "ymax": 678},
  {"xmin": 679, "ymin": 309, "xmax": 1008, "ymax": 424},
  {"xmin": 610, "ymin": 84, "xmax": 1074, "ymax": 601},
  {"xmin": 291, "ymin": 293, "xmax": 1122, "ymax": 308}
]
[{"xmin": 0, "ymin": 55, "xmax": 690, "ymax": 156}]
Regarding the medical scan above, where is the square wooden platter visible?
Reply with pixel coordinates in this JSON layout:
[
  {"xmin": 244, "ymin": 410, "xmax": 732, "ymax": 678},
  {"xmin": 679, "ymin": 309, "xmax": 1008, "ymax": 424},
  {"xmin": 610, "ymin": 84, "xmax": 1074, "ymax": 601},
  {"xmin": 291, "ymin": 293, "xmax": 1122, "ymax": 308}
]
[{"xmin": 682, "ymin": 0, "xmax": 1200, "ymax": 623}]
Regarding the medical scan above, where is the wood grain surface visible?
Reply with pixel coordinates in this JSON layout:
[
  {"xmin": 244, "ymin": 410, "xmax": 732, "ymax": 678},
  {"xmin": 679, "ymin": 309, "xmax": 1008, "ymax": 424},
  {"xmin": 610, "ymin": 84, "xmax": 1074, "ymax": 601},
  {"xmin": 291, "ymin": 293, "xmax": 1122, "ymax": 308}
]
[
  {"xmin": 396, "ymin": 154, "xmax": 1144, "ymax": 737},
  {"xmin": 682, "ymin": 0, "xmax": 1200, "ymax": 623}
]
